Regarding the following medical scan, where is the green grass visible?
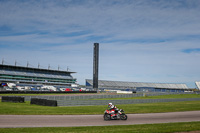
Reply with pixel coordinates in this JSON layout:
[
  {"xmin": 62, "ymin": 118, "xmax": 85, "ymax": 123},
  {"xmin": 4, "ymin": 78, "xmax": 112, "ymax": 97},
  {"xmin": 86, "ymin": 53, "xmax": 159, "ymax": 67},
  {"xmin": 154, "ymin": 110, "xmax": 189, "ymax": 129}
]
[
  {"xmin": 0, "ymin": 101, "xmax": 106, "ymax": 115},
  {"xmin": 0, "ymin": 94, "xmax": 200, "ymax": 132},
  {"xmin": 1, "ymin": 100, "xmax": 200, "ymax": 115},
  {"xmin": 0, "ymin": 122, "xmax": 200, "ymax": 133},
  {"xmin": 0, "ymin": 93, "xmax": 200, "ymax": 115}
]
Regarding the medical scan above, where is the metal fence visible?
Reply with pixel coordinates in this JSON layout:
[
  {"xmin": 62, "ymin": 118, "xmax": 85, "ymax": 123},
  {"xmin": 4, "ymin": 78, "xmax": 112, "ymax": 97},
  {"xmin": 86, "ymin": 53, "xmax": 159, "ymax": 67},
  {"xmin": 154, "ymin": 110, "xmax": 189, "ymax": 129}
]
[
  {"xmin": 21, "ymin": 92, "xmax": 200, "ymax": 106},
  {"xmin": 57, "ymin": 98, "xmax": 200, "ymax": 106},
  {"xmin": 24, "ymin": 92, "xmax": 195, "ymax": 101}
]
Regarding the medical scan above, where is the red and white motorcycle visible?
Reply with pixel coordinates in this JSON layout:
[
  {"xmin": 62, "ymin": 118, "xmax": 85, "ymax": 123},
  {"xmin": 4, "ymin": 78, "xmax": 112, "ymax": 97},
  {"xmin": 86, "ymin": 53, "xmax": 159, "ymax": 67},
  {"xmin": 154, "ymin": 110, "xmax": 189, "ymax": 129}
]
[{"xmin": 104, "ymin": 108, "xmax": 127, "ymax": 120}]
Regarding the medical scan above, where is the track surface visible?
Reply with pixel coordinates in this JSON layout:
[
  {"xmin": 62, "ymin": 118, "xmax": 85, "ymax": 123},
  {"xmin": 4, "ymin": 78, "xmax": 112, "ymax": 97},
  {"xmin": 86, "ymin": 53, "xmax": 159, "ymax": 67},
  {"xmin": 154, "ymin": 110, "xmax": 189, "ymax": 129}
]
[{"xmin": 0, "ymin": 111, "xmax": 200, "ymax": 128}]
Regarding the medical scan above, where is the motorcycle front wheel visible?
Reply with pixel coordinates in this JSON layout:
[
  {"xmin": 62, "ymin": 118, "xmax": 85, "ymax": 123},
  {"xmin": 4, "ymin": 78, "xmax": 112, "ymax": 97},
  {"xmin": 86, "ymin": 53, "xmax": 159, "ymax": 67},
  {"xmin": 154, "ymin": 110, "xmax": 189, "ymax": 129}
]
[
  {"xmin": 120, "ymin": 114, "xmax": 127, "ymax": 120},
  {"xmin": 104, "ymin": 114, "xmax": 111, "ymax": 121}
]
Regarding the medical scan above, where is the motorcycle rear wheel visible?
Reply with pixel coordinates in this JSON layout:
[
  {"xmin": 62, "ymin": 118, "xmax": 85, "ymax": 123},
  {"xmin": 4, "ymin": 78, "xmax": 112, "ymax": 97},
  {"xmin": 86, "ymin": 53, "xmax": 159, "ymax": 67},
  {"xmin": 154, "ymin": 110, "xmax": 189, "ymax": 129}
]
[
  {"xmin": 120, "ymin": 114, "xmax": 127, "ymax": 120},
  {"xmin": 104, "ymin": 114, "xmax": 111, "ymax": 121}
]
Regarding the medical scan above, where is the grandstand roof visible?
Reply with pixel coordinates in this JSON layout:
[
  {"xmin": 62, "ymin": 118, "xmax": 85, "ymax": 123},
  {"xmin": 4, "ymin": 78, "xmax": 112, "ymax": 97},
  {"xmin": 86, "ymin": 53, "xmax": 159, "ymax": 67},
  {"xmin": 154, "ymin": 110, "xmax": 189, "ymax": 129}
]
[
  {"xmin": 86, "ymin": 79, "xmax": 189, "ymax": 89},
  {"xmin": 0, "ymin": 64, "xmax": 76, "ymax": 74},
  {"xmin": 195, "ymin": 81, "xmax": 200, "ymax": 90}
]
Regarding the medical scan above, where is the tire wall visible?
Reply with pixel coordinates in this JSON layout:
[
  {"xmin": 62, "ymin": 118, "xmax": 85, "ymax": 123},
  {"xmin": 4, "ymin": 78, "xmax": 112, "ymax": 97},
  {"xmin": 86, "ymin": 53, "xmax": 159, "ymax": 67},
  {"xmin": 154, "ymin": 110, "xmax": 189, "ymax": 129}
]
[
  {"xmin": 1, "ymin": 96, "xmax": 25, "ymax": 103},
  {"xmin": 30, "ymin": 98, "xmax": 57, "ymax": 107}
]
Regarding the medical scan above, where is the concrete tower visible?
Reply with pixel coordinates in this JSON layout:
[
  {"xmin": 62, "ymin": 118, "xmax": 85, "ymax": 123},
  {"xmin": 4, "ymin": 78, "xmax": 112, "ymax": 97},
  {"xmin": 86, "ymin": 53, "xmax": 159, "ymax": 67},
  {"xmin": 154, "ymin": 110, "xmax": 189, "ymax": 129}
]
[{"xmin": 93, "ymin": 43, "xmax": 99, "ymax": 91}]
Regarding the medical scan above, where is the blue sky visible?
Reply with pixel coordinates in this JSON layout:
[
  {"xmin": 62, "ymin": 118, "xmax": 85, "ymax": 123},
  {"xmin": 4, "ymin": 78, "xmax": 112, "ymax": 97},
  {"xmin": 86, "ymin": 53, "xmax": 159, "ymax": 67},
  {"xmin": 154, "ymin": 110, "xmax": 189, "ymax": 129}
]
[{"xmin": 0, "ymin": 0, "xmax": 200, "ymax": 87}]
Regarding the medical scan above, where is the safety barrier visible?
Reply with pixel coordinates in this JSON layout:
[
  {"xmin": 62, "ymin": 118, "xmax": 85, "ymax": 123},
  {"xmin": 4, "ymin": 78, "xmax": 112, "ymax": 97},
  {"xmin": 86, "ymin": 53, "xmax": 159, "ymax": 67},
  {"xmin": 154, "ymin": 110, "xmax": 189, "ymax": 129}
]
[
  {"xmin": 21, "ymin": 92, "xmax": 199, "ymax": 106},
  {"xmin": 30, "ymin": 98, "xmax": 57, "ymax": 107},
  {"xmin": 1, "ymin": 96, "xmax": 24, "ymax": 103},
  {"xmin": 23, "ymin": 92, "xmax": 195, "ymax": 101},
  {"xmin": 57, "ymin": 98, "xmax": 200, "ymax": 106}
]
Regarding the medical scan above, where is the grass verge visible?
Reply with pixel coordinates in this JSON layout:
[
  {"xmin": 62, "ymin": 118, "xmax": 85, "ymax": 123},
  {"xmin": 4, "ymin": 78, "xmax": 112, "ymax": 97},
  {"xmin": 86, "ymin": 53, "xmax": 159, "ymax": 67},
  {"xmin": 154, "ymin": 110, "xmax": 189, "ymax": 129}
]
[
  {"xmin": 0, "ymin": 122, "xmax": 200, "ymax": 133},
  {"xmin": 1, "ymin": 100, "xmax": 200, "ymax": 115}
]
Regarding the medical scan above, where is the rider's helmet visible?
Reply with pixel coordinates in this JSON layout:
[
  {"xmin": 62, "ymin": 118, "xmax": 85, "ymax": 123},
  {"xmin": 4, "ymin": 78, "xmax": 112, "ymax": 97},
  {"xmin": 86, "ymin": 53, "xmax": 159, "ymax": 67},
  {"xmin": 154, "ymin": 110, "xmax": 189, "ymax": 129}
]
[
  {"xmin": 111, "ymin": 105, "xmax": 115, "ymax": 109},
  {"xmin": 108, "ymin": 103, "xmax": 112, "ymax": 108}
]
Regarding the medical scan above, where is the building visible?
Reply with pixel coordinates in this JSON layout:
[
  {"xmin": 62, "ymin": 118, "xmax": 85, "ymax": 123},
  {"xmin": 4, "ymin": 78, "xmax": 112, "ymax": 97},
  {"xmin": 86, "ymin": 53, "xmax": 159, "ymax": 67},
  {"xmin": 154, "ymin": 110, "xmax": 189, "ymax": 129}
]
[
  {"xmin": 0, "ymin": 64, "xmax": 77, "ymax": 90},
  {"xmin": 195, "ymin": 81, "xmax": 200, "ymax": 90},
  {"xmin": 86, "ymin": 79, "xmax": 189, "ymax": 92}
]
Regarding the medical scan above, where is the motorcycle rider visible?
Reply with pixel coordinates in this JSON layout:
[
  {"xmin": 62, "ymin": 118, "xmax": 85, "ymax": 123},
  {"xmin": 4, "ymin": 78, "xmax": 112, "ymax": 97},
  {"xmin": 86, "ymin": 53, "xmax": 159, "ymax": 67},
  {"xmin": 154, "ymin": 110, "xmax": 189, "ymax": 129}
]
[
  {"xmin": 108, "ymin": 103, "xmax": 119, "ymax": 119},
  {"xmin": 108, "ymin": 103, "xmax": 116, "ymax": 110}
]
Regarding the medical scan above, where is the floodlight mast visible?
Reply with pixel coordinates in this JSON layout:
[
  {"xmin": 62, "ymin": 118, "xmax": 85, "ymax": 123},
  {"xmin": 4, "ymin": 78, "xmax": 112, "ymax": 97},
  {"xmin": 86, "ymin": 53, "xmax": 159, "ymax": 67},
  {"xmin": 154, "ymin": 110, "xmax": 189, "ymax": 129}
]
[{"xmin": 93, "ymin": 43, "xmax": 99, "ymax": 91}]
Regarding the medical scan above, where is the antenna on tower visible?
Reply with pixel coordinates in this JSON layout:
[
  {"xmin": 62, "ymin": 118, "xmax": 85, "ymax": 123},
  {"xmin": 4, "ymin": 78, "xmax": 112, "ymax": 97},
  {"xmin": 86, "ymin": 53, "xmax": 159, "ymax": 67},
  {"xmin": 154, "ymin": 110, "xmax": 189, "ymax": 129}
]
[
  {"xmin": 67, "ymin": 66, "xmax": 69, "ymax": 71},
  {"xmin": 15, "ymin": 60, "xmax": 17, "ymax": 66},
  {"xmin": 38, "ymin": 63, "xmax": 40, "ymax": 68},
  {"xmin": 58, "ymin": 65, "xmax": 60, "ymax": 71},
  {"xmin": 27, "ymin": 61, "xmax": 29, "ymax": 67},
  {"xmin": 2, "ymin": 58, "xmax": 4, "ymax": 65},
  {"xmin": 48, "ymin": 64, "xmax": 50, "ymax": 70}
]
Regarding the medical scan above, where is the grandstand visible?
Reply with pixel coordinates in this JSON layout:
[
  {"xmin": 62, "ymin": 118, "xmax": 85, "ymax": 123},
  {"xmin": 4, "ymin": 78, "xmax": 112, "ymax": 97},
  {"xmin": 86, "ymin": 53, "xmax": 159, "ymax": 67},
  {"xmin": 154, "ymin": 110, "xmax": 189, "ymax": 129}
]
[
  {"xmin": 86, "ymin": 79, "xmax": 189, "ymax": 92},
  {"xmin": 0, "ymin": 64, "xmax": 77, "ymax": 90},
  {"xmin": 195, "ymin": 81, "xmax": 200, "ymax": 90}
]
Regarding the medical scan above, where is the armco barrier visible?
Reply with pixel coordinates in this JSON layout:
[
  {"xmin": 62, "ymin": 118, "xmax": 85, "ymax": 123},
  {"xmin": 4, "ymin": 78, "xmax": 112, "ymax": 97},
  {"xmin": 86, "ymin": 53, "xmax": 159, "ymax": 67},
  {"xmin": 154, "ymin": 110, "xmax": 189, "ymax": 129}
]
[
  {"xmin": 24, "ymin": 92, "xmax": 195, "ymax": 101},
  {"xmin": 30, "ymin": 98, "xmax": 57, "ymax": 107},
  {"xmin": 23, "ymin": 92, "xmax": 199, "ymax": 106},
  {"xmin": 1, "ymin": 96, "xmax": 24, "ymax": 103},
  {"xmin": 57, "ymin": 98, "xmax": 200, "ymax": 106}
]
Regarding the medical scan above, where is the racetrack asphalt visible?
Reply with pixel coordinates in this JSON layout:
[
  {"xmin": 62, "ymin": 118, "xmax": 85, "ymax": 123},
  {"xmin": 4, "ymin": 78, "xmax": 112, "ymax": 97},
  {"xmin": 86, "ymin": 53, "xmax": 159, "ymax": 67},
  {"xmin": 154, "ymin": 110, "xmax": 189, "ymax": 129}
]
[{"xmin": 0, "ymin": 111, "xmax": 200, "ymax": 128}]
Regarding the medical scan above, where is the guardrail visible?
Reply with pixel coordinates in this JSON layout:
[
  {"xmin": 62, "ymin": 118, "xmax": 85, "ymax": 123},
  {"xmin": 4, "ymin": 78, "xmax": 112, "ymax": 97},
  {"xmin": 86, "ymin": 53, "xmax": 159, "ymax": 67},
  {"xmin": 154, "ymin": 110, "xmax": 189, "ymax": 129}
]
[
  {"xmin": 20, "ymin": 92, "xmax": 200, "ymax": 106},
  {"xmin": 57, "ymin": 98, "xmax": 200, "ymax": 106},
  {"xmin": 23, "ymin": 92, "xmax": 195, "ymax": 101},
  {"xmin": 1, "ymin": 92, "xmax": 198, "ymax": 106}
]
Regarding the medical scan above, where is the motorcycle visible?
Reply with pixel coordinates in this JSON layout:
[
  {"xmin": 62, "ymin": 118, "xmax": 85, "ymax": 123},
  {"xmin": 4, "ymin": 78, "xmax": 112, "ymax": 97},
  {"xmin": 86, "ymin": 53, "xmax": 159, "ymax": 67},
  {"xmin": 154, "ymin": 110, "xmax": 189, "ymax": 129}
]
[{"xmin": 104, "ymin": 108, "xmax": 127, "ymax": 120}]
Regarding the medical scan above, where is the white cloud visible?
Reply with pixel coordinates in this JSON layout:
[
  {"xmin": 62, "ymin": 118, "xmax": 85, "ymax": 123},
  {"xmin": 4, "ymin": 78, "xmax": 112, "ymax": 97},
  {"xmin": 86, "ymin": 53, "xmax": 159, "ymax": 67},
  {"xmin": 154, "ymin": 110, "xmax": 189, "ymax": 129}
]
[{"xmin": 0, "ymin": 0, "xmax": 200, "ymax": 87}]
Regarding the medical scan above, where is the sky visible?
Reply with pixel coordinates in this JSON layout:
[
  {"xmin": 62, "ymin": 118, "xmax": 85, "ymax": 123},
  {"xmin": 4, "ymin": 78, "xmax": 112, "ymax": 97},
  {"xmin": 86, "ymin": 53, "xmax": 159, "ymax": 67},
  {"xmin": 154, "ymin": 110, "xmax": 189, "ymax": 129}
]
[{"xmin": 0, "ymin": 0, "xmax": 200, "ymax": 88}]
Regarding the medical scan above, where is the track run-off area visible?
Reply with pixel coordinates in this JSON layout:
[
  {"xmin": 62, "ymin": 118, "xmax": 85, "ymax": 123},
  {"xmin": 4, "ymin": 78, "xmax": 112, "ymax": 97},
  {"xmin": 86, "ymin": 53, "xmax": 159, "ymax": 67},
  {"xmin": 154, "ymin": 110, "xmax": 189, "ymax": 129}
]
[{"xmin": 0, "ymin": 111, "xmax": 200, "ymax": 128}]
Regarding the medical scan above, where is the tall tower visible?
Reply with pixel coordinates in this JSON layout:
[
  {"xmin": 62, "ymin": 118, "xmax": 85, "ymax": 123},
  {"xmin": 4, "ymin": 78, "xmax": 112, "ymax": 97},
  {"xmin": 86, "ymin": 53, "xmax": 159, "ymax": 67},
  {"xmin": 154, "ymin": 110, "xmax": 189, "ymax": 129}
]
[{"xmin": 93, "ymin": 43, "xmax": 99, "ymax": 91}]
